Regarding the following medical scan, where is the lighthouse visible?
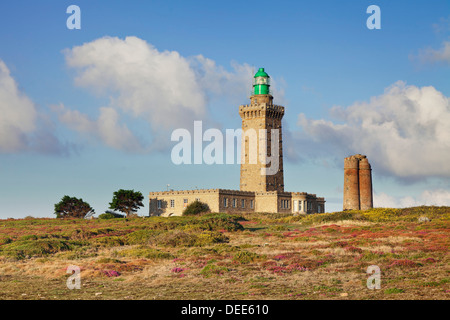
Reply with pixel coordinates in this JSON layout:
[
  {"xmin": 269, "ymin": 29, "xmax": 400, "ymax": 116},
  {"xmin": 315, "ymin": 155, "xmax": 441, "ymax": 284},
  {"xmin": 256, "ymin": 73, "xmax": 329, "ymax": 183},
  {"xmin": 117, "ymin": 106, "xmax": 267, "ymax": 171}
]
[
  {"xmin": 239, "ymin": 68, "xmax": 285, "ymax": 193},
  {"xmin": 149, "ymin": 67, "xmax": 325, "ymax": 217}
]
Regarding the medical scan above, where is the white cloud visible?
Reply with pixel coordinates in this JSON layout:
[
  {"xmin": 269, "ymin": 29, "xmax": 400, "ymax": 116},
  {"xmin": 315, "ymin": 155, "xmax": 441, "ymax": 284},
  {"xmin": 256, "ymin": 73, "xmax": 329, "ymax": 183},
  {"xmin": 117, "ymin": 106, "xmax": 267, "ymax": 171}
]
[
  {"xmin": 62, "ymin": 36, "xmax": 257, "ymax": 151},
  {"xmin": 414, "ymin": 40, "xmax": 450, "ymax": 65},
  {"xmin": 52, "ymin": 104, "xmax": 143, "ymax": 152},
  {"xmin": 65, "ymin": 36, "xmax": 206, "ymax": 130},
  {"xmin": 374, "ymin": 189, "xmax": 450, "ymax": 208},
  {"xmin": 190, "ymin": 55, "xmax": 253, "ymax": 98},
  {"xmin": 0, "ymin": 60, "xmax": 69, "ymax": 155},
  {"xmin": 0, "ymin": 60, "xmax": 37, "ymax": 152},
  {"xmin": 297, "ymin": 81, "xmax": 450, "ymax": 180},
  {"xmin": 432, "ymin": 16, "xmax": 450, "ymax": 34}
]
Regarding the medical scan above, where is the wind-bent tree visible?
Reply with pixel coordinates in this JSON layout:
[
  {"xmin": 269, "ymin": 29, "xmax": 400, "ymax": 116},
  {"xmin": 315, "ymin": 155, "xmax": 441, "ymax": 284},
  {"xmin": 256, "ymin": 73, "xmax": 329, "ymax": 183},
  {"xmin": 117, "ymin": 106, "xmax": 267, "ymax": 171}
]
[
  {"xmin": 54, "ymin": 195, "xmax": 95, "ymax": 219},
  {"xmin": 109, "ymin": 189, "xmax": 144, "ymax": 217}
]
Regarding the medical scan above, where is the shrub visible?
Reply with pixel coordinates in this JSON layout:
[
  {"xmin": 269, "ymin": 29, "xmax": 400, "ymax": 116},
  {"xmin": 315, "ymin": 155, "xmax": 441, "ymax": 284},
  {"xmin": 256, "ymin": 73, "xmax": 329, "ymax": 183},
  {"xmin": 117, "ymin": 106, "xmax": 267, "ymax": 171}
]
[
  {"xmin": 102, "ymin": 270, "xmax": 121, "ymax": 277},
  {"xmin": 388, "ymin": 259, "xmax": 421, "ymax": 268},
  {"xmin": 98, "ymin": 211, "xmax": 125, "ymax": 219},
  {"xmin": 0, "ymin": 236, "xmax": 13, "ymax": 245},
  {"xmin": 93, "ymin": 236, "xmax": 125, "ymax": 247},
  {"xmin": 126, "ymin": 229, "xmax": 161, "ymax": 245},
  {"xmin": 233, "ymin": 250, "xmax": 259, "ymax": 264},
  {"xmin": 151, "ymin": 230, "xmax": 229, "ymax": 247},
  {"xmin": 117, "ymin": 246, "xmax": 173, "ymax": 259},
  {"xmin": 0, "ymin": 239, "xmax": 80, "ymax": 259},
  {"xmin": 194, "ymin": 231, "xmax": 229, "ymax": 246},
  {"xmin": 154, "ymin": 230, "xmax": 198, "ymax": 247},
  {"xmin": 195, "ymin": 214, "xmax": 245, "ymax": 232},
  {"xmin": 212, "ymin": 244, "xmax": 240, "ymax": 254},
  {"xmin": 302, "ymin": 211, "xmax": 364, "ymax": 224},
  {"xmin": 70, "ymin": 228, "xmax": 115, "ymax": 240},
  {"xmin": 96, "ymin": 257, "xmax": 124, "ymax": 264},
  {"xmin": 268, "ymin": 225, "xmax": 290, "ymax": 231},
  {"xmin": 384, "ymin": 288, "xmax": 405, "ymax": 294},
  {"xmin": 183, "ymin": 200, "xmax": 210, "ymax": 216},
  {"xmin": 362, "ymin": 208, "xmax": 403, "ymax": 222},
  {"xmin": 200, "ymin": 264, "xmax": 229, "ymax": 277}
]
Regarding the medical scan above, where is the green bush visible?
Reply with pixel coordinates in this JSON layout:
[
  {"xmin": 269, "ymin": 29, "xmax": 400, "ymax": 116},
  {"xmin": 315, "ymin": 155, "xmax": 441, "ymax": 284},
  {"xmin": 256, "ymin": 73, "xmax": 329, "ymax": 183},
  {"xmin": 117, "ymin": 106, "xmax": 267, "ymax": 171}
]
[
  {"xmin": 194, "ymin": 231, "xmax": 229, "ymax": 246},
  {"xmin": 0, "ymin": 236, "xmax": 12, "ymax": 245},
  {"xmin": 93, "ymin": 236, "xmax": 125, "ymax": 247},
  {"xmin": 117, "ymin": 246, "xmax": 173, "ymax": 259},
  {"xmin": 196, "ymin": 214, "xmax": 245, "ymax": 232},
  {"xmin": 126, "ymin": 229, "xmax": 161, "ymax": 245},
  {"xmin": 183, "ymin": 200, "xmax": 210, "ymax": 216},
  {"xmin": 151, "ymin": 230, "xmax": 229, "ymax": 247},
  {"xmin": 302, "ymin": 211, "xmax": 364, "ymax": 224},
  {"xmin": 153, "ymin": 230, "xmax": 198, "ymax": 247},
  {"xmin": 98, "ymin": 212, "xmax": 125, "ymax": 219},
  {"xmin": 233, "ymin": 250, "xmax": 259, "ymax": 264},
  {"xmin": 384, "ymin": 288, "xmax": 405, "ymax": 294},
  {"xmin": 70, "ymin": 228, "xmax": 115, "ymax": 240},
  {"xmin": 268, "ymin": 225, "xmax": 290, "ymax": 231},
  {"xmin": 0, "ymin": 239, "xmax": 81, "ymax": 259},
  {"xmin": 200, "ymin": 264, "xmax": 229, "ymax": 277},
  {"xmin": 96, "ymin": 257, "xmax": 124, "ymax": 264}
]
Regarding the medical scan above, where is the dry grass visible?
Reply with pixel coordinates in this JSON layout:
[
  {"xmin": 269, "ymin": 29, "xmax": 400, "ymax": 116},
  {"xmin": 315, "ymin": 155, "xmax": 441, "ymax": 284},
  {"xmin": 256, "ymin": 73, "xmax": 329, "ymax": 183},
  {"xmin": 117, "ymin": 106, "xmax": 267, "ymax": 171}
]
[{"xmin": 0, "ymin": 207, "xmax": 448, "ymax": 300}]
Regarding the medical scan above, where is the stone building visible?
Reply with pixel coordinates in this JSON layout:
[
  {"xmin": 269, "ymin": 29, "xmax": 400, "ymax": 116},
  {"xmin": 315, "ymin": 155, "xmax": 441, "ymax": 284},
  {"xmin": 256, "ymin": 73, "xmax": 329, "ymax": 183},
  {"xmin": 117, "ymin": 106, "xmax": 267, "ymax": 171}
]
[
  {"xmin": 343, "ymin": 154, "xmax": 373, "ymax": 211},
  {"xmin": 149, "ymin": 68, "xmax": 325, "ymax": 216}
]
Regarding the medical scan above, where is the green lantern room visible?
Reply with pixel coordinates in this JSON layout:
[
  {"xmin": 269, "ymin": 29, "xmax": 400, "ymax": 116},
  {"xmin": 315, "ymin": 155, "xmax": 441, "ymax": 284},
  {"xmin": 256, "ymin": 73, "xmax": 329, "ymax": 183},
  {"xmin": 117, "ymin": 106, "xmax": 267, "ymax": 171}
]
[{"xmin": 253, "ymin": 68, "xmax": 271, "ymax": 95}]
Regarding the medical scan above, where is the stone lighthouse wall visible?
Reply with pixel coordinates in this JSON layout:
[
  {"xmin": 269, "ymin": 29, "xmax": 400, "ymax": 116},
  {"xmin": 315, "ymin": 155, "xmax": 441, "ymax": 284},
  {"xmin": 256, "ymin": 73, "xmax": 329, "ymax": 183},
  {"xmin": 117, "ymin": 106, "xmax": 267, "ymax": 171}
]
[
  {"xmin": 239, "ymin": 94, "xmax": 285, "ymax": 193},
  {"xmin": 343, "ymin": 154, "xmax": 373, "ymax": 211}
]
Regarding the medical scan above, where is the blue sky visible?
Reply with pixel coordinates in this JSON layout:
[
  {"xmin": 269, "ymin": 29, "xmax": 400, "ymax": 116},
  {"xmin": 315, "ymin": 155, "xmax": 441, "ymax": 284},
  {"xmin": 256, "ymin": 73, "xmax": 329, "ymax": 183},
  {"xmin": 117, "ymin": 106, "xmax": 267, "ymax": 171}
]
[{"xmin": 0, "ymin": 0, "xmax": 449, "ymax": 218}]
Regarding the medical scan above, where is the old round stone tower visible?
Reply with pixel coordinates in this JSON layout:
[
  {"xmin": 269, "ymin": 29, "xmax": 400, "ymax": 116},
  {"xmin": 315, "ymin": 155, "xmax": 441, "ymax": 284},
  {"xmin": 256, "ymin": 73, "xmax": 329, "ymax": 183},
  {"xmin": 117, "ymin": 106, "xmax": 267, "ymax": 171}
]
[{"xmin": 343, "ymin": 154, "xmax": 373, "ymax": 211}]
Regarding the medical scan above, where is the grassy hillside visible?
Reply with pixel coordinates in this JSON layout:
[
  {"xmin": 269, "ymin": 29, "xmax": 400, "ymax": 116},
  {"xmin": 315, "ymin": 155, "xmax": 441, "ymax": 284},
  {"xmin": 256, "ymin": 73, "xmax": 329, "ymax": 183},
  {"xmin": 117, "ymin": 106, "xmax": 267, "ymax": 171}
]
[{"xmin": 0, "ymin": 206, "xmax": 448, "ymax": 300}]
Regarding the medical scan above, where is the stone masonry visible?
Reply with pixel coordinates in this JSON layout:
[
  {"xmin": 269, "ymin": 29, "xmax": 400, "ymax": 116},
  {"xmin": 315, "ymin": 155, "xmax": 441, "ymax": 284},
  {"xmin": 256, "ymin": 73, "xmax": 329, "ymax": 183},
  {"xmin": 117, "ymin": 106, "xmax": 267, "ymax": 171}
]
[
  {"xmin": 239, "ymin": 94, "xmax": 284, "ymax": 193},
  {"xmin": 343, "ymin": 154, "xmax": 373, "ymax": 211}
]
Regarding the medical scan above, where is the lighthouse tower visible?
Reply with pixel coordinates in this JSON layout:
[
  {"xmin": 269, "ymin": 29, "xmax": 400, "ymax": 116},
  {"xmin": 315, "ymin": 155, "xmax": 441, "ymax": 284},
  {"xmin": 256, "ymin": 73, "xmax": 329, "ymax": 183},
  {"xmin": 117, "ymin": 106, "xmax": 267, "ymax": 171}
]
[{"xmin": 239, "ymin": 68, "xmax": 285, "ymax": 193}]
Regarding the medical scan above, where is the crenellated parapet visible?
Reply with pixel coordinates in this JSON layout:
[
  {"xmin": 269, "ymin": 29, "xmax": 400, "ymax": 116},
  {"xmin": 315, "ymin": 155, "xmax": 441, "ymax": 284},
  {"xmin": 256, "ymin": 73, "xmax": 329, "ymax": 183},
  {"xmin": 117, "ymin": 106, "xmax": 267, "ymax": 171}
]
[{"xmin": 239, "ymin": 104, "xmax": 285, "ymax": 120}]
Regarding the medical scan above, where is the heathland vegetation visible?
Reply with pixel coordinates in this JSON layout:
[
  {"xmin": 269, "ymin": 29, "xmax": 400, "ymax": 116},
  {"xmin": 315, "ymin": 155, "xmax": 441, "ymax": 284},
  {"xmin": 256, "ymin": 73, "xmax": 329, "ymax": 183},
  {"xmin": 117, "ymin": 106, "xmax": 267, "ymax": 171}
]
[{"xmin": 0, "ymin": 206, "xmax": 448, "ymax": 300}]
